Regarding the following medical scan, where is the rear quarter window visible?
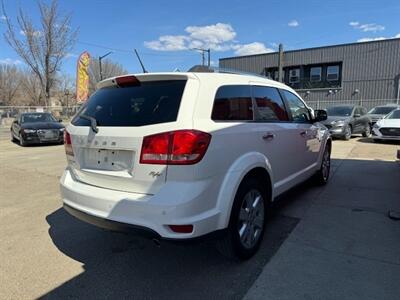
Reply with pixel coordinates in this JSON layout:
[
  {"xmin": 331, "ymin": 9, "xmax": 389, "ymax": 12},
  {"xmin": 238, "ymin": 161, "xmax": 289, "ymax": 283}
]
[
  {"xmin": 211, "ymin": 85, "xmax": 253, "ymax": 121},
  {"xmin": 72, "ymin": 80, "xmax": 186, "ymax": 127}
]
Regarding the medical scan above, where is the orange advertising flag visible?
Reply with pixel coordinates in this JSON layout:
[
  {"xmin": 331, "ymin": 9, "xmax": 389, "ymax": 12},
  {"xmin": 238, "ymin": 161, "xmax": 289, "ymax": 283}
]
[{"xmin": 76, "ymin": 51, "xmax": 91, "ymax": 103}]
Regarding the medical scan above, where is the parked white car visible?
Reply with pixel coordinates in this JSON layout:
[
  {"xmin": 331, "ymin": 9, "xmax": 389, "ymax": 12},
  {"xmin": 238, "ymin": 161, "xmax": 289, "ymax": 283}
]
[
  {"xmin": 60, "ymin": 71, "xmax": 331, "ymax": 259},
  {"xmin": 372, "ymin": 109, "xmax": 400, "ymax": 142}
]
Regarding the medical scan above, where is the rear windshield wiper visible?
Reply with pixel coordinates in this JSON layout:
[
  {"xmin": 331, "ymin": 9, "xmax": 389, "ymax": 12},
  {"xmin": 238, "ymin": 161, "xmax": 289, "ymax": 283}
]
[{"xmin": 80, "ymin": 114, "xmax": 98, "ymax": 133}]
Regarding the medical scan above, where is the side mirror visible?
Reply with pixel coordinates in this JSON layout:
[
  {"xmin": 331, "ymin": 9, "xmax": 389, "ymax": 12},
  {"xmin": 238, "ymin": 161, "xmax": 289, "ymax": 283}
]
[
  {"xmin": 13, "ymin": 119, "xmax": 18, "ymax": 125},
  {"xmin": 58, "ymin": 119, "xmax": 63, "ymax": 122},
  {"xmin": 314, "ymin": 109, "xmax": 327, "ymax": 122},
  {"xmin": 354, "ymin": 113, "xmax": 361, "ymax": 118}
]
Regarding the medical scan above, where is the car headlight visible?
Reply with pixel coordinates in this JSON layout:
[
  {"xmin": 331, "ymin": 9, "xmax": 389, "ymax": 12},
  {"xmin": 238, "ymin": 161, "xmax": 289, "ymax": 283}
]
[
  {"xmin": 373, "ymin": 123, "xmax": 380, "ymax": 129},
  {"xmin": 59, "ymin": 128, "xmax": 65, "ymax": 132},
  {"xmin": 23, "ymin": 129, "xmax": 37, "ymax": 133},
  {"xmin": 331, "ymin": 120, "xmax": 345, "ymax": 126}
]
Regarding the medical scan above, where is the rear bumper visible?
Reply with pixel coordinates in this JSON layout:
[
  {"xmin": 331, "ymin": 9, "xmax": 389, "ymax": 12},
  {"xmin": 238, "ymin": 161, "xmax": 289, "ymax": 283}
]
[{"xmin": 60, "ymin": 169, "xmax": 222, "ymax": 239}]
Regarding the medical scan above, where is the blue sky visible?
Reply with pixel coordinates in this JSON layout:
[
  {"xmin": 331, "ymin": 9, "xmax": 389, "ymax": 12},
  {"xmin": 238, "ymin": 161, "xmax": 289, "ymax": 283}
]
[{"xmin": 1, "ymin": 0, "xmax": 399, "ymax": 76}]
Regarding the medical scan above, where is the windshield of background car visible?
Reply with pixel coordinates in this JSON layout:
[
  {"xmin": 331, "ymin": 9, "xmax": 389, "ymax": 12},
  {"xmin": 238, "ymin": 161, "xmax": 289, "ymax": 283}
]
[
  {"xmin": 72, "ymin": 80, "xmax": 187, "ymax": 127},
  {"xmin": 21, "ymin": 113, "xmax": 57, "ymax": 123},
  {"xmin": 368, "ymin": 106, "xmax": 397, "ymax": 115},
  {"xmin": 326, "ymin": 106, "xmax": 353, "ymax": 117},
  {"xmin": 386, "ymin": 110, "xmax": 400, "ymax": 119}
]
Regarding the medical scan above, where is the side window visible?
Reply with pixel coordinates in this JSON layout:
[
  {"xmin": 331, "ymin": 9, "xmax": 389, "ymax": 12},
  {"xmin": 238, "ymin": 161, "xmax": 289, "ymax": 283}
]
[
  {"xmin": 253, "ymin": 86, "xmax": 289, "ymax": 121},
  {"xmin": 211, "ymin": 85, "xmax": 253, "ymax": 121},
  {"xmin": 281, "ymin": 90, "xmax": 311, "ymax": 123}
]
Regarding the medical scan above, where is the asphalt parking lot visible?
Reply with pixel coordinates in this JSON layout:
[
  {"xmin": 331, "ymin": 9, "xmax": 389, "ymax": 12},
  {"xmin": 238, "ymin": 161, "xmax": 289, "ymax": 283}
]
[{"xmin": 1, "ymin": 128, "xmax": 399, "ymax": 299}]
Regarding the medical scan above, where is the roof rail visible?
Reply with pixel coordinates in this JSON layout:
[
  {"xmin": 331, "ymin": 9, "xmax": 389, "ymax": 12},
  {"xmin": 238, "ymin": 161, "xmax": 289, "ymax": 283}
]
[{"xmin": 187, "ymin": 65, "xmax": 267, "ymax": 79}]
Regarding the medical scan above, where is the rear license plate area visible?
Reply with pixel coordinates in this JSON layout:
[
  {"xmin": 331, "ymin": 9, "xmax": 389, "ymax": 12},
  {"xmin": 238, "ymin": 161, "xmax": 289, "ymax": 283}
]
[{"xmin": 81, "ymin": 148, "xmax": 134, "ymax": 172}]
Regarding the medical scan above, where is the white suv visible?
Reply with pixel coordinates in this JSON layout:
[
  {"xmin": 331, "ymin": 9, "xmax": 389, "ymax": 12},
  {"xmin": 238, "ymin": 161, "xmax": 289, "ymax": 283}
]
[{"xmin": 60, "ymin": 71, "xmax": 331, "ymax": 259}]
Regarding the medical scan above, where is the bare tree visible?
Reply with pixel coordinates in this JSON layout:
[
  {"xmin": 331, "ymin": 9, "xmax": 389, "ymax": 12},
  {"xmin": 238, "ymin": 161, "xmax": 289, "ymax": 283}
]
[
  {"xmin": 55, "ymin": 72, "xmax": 75, "ymax": 106},
  {"xmin": 20, "ymin": 70, "xmax": 43, "ymax": 105},
  {"xmin": 2, "ymin": 0, "xmax": 78, "ymax": 106},
  {"xmin": 89, "ymin": 58, "xmax": 128, "ymax": 94},
  {"xmin": 0, "ymin": 64, "xmax": 22, "ymax": 105}
]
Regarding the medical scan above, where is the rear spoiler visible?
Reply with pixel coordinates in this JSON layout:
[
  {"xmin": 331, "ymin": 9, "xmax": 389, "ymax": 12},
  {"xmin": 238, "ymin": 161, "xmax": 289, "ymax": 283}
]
[{"xmin": 97, "ymin": 73, "xmax": 196, "ymax": 90}]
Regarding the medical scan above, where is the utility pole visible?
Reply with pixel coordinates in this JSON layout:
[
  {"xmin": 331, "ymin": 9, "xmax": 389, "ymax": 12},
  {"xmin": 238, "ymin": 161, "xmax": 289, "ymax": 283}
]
[
  {"xmin": 99, "ymin": 51, "xmax": 113, "ymax": 81},
  {"xmin": 64, "ymin": 89, "xmax": 70, "ymax": 118},
  {"xmin": 193, "ymin": 48, "xmax": 211, "ymax": 67},
  {"xmin": 278, "ymin": 43, "xmax": 284, "ymax": 82}
]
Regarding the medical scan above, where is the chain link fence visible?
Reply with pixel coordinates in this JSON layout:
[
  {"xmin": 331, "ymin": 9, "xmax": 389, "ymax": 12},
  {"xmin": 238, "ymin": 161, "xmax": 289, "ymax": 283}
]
[
  {"xmin": 305, "ymin": 99, "xmax": 399, "ymax": 110},
  {"xmin": 0, "ymin": 105, "xmax": 81, "ymax": 126}
]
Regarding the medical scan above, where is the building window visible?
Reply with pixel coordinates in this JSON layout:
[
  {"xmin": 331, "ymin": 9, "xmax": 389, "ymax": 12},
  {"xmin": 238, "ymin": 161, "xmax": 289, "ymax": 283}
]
[
  {"xmin": 310, "ymin": 67, "xmax": 322, "ymax": 82},
  {"xmin": 327, "ymin": 65, "xmax": 339, "ymax": 81},
  {"xmin": 289, "ymin": 69, "xmax": 300, "ymax": 83}
]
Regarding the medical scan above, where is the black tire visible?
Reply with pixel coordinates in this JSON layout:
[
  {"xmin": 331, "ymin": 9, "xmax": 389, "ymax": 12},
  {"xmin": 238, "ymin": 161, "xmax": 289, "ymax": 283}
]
[
  {"xmin": 216, "ymin": 177, "xmax": 269, "ymax": 260},
  {"xmin": 343, "ymin": 125, "xmax": 352, "ymax": 140},
  {"xmin": 19, "ymin": 133, "xmax": 26, "ymax": 147},
  {"xmin": 10, "ymin": 131, "xmax": 17, "ymax": 143},
  {"xmin": 314, "ymin": 142, "xmax": 331, "ymax": 185},
  {"xmin": 362, "ymin": 124, "xmax": 371, "ymax": 138}
]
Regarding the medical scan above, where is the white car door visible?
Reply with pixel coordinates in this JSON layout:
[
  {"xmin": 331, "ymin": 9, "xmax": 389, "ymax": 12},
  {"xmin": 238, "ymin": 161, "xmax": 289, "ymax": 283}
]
[
  {"xmin": 280, "ymin": 89, "xmax": 322, "ymax": 178},
  {"xmin": 252, "ymin": 85, "xmax": 315, "ymax": 196}
]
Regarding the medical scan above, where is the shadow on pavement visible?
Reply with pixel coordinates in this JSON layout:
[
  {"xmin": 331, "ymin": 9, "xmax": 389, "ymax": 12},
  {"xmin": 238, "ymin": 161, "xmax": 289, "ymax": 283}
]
[
  {"xmin": 42, "ymin": 207, "xmax": 299, "ymax": 299},
  {"xmin": 356, "ymin": 137, "xmax": 400, "ymax": 145}
]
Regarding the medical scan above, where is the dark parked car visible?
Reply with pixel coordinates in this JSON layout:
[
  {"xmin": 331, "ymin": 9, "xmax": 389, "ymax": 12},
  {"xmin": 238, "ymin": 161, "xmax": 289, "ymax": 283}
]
[
  {"xmin": 321, "ymin": 105, "xmax": 371, "ymax": 140},
  {"xmin": 367, "ymin": 104, "xmax": 400, "ymax": 125},
  {"xmin": 10, "ymin": 112, "xmax": 65, "ymax": 146}
]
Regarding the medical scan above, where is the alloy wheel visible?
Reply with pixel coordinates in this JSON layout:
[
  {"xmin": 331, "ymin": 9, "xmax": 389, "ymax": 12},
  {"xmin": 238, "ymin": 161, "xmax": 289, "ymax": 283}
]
[
  {"xmin": 237, "ymin": 189, "xmax": 265, "ymax": 249},
  {"xmin": 322, "ymin": 147, "xmax": 331, "ymax": 181}
]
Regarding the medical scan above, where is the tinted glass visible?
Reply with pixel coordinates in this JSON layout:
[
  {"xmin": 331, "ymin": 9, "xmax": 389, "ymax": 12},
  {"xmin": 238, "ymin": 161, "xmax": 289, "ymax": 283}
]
[
  {"xmin": 253, "ymin": 86, "xmax": 288, "ymax": 121},
  {"xmin": 211, "ymin": 85, "xmax": 253, "ymax": 121},
  {"xmin": 22, "ymin": 113, "xmax": 57, "ymax": 123},
  {"xmin": 72, "ymin": 80, "xmax": 186, "ymax": 127},
  {"xmin": 281, "ymin": 90, "xmax": 310, "ymax": 122},
  {"xmin": 326, "ymin": 106, "xmax": 353, "ymax": 117},
  {"xmin": 368, "ymin": 106, "xmax": 398, "ymax": 115},
  {"xmin": 386, "ymin": 110, "xmax": 400, "ymax": 119}
]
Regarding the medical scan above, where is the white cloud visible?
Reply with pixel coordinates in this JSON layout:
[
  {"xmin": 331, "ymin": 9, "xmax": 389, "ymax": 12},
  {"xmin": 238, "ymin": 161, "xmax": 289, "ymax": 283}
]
[
  {"xmin": 144, "ymin": 23, "xmax": 273, "ymax": 57},
  {"xmin": 350, "ymin": 21, "xmax": 385, "ymax": 32},
  {"xmin": 145, "ymin": 23, "xmax": 237, "ymax": 52},
  {"xmin": 232, "ymin": 42, "xmax": 274, "ymax": 56},
  {"xmin": 0, "ymin": 58, "xmax": 22, "ymax": 65},
  {"xmin": 186, "ymin": 23, "xmax": 236, "ymax": 45},
  {"xmin": 144, "ymin": 35, "xmax": 189, "ymax": 51},
  {"xmin": 288, "ymin": 20, "xmax": 299, "ymax": 27},
  {"xmin": 1, "ymin": 15, "xmax": 7, "ymax": 21},
  {"xmin": 65, "ymin": 53, "xmax": 78, "ymax": 58},
  {"xmin": 19, "ymin": 29, "xmax": 43, "ymax": 37},
  {"xmin": 357, "ymin": 33, "xmax": 400, "ymax": 42}
]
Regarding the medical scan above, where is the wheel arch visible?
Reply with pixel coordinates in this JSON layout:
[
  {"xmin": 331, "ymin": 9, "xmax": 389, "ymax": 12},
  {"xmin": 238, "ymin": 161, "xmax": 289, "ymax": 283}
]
[{"xmin": 215, "ymin": 152, "xmax": 273, "ymax": 229}]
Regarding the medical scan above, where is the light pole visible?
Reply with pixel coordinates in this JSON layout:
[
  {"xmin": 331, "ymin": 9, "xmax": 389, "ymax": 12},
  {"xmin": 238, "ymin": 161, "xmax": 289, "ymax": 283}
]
[
  {"xmin": 64, "ymin": 89, "xmax": 70, "ymax": 118},
  {"xmin": 99, "ymin": 51, "xmax": 113, "ymax": 81}
]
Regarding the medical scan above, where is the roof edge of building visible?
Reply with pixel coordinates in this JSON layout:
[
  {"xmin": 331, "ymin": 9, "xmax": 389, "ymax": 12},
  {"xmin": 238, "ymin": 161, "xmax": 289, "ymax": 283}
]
[{"xmin": 219, "ymin": 37, "xmax": 400, "ymax": 61}]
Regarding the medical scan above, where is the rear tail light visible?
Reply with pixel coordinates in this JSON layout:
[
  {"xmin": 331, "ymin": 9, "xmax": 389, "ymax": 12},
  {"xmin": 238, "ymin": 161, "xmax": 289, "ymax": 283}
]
[
  {"xmin": 64, "ymin": 130, "xmax": 74, "ymax": 156},
  {"xmin": 140, "ymin": 130, "xmax": 211, "ymax": 165}
]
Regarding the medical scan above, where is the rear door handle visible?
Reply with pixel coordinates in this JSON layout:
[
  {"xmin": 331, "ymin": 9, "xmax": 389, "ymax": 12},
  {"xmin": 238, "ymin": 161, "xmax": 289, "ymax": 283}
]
[{"xmin": 262, "ymin": 132, "xmax": 275, "ymax": 141}]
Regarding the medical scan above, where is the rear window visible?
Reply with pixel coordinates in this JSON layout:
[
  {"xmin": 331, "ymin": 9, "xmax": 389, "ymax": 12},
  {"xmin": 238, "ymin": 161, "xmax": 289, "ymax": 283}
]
[
  {"xmin": 211, "ymin": 85, "xmax": 253, "ymax": 121},
  {"xmin": 72, "ymin": 80, "xmax": 186, "ymax": 127}
]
